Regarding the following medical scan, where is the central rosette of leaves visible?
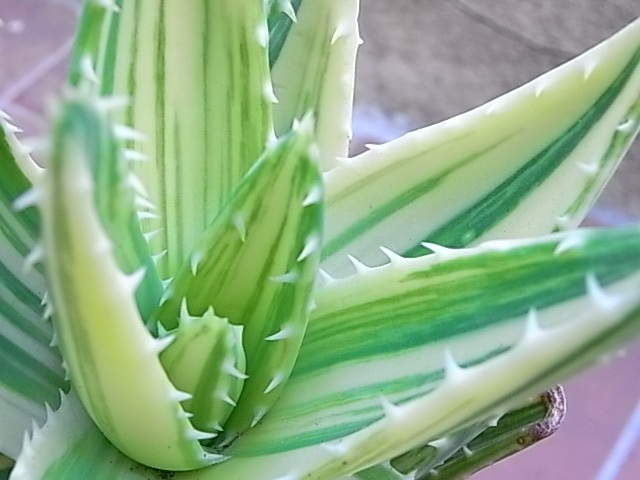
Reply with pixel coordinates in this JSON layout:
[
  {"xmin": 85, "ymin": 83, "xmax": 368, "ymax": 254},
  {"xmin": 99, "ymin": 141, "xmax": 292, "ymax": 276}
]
[
  {"xmin": 39, "ymin": 97, "xmax": 322, "ymax": 470},
  {"xmin": 34, "ymin": 0, "xmax": 328, "ymax": 471}
]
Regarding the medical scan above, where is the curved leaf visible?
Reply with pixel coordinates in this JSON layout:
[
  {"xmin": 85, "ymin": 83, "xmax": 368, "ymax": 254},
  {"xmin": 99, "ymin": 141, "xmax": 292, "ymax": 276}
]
[
  {"xmin": 37, "ymin": 98, "xmax": 221, "ymax": 471},
  {"xmin": 228, "ymin": 226, "xmax": 640, "ymax": 460},
  {"xmin": 10, "ymin": 393, "xmax": 161, "ymax": 480},
  {"xmin": 97, "ymin": 0, "xmax": 275, "ymax": 278},
  {"xmin": 322, "ymin": 18, "xmax": 640, "ymax": 276},
  {"xmin": 159, "ymin": 309, "xmax": 246, "ymax": 435},
  {"xmin": 0, "ymin": 114, "xmax": 65, "ymax": 459},
  {"xmin": 155, "ymin": 118, "xmax": 324, "ymax": 441},
  {"xmin": 392, "ymin": 387, "xmax": 565, "ymax": 479},
  {"xmin": 272, "ymin": 0, "xmax": 360, "ymax": 169}
]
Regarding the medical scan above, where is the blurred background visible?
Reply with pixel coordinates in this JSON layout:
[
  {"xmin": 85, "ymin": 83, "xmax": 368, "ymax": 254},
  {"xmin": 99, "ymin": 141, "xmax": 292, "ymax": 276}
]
[{"xmin": 1, "ymin": 1, "xmax": 640, "ymax": 478}]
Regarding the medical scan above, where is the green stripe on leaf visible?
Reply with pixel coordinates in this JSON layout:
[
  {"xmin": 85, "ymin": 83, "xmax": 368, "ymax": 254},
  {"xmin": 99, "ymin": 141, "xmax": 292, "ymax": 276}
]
[
  {"xmin": 98, "ymin": 0, "xmax": 275, "ymax": 279},
  {"xmin": 160, "ymin": 307, "xmax": 246, "ymax": 434},
  {"xmin": 272, "ymin": 0, "xmax": 360, "ymax": 169},
  {"xmin": 228, "ymin": 226, "xmax": 640, "ymax": 457},
  {"xmin": 322, "ymin": 19, "xmax": 640, "ymax": 276},
  {"xmin": 38, "ymin": 97, "xmax": 222, "ymax": 471},
  {"xmin": 0, "ymin": 115, "xmax": 65, "ymax": 459},
  {"xmin": 155, "ymin": 116, "xmax": 324, "ymax": 442}
]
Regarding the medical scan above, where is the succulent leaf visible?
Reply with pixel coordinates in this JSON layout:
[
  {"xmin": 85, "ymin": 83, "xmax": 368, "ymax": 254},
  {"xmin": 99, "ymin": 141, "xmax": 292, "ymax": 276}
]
[
  {"xmin": 67, "ymin": 0, "xmax": 115, "ymax": 91},
  {"xmin": 272, "ymin": 0, "xmax": 360, "ymax": 169},
  {"xmin": 391, "ymin": 419, "xmax": 491, "ymax": 477},
  {"xmin": 67, "ymin": 91, "xmax": 163, "ymax": 320},
  {"xmin": 155, "ymin": 117, "xmax": 324, "ymax": 441},
  {"xmin": 322, "ymin": 18, "xmax": 640, "ymax": 276},
  {"xmin": 160, "ymin": 308, "xmax": 246, "ymax": 434},
  {"xmin": 227, "ymin": 226, "xmax": 640, "ymax": 461},
  {"xmin": 10, "ymin": 393, "xmax": 160, "ymax": 480},
  {"xmin": 0, "ymin": 116, "xmax": 65, "ymax": 459},
  {"xmin": 2, "ymin": 3, "xmax": 640, "ymax": 480},
  {"xmin": 97, "ymin": 0, "xmax": 275, "ymax": 278},
  {"xmin": 0, "ymin": 113, "xmax": 42, "ymax": 184},
  {"xmin": 208, "ymin": 265, "xmax": 640, "ymax": 479},
  {"xmin": 408, "ymin": 387, "xmax": 565, "ymax": 479},
  {"xmin": 37, "ymin": 98, "xmax": 221, "ymax": 471},
  {"xmin": 267, "ymin": 0, "xmax": 303, "ymax": 66}
]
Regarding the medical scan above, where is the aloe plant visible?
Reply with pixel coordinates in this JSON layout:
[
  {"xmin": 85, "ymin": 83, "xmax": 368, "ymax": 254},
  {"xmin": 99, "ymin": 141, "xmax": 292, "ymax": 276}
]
[{"xmin": 1, "ymin": 1, "xmax": 640, "ymax": 478}]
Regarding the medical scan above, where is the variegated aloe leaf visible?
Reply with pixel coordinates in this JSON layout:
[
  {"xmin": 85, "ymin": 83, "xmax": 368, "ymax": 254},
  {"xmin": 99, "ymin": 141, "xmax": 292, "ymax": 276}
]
[
  {"xmin": 67, "ymin": 0, "xmax": 114, "ymax": 91},
  {"xmin": 390, "ymin": 387, "xmax": 565, "ymax": 479},
  {"xmin": 271, "ymin": 0, "xmax": 360, "ymax": 169},
  {"xmin": 8, "ymin": 393, "xmax": 401, "ymax": 480},
  {"xmin": 267, "ymin": 0, "xmax": 302, "ymax": 66},
  {"xmin": 50, "ymin": 5, "xmax": 163, "ymax": 318},
  {"xmin": 55, "ymin": 84, "xmax": 162, "ymax": 321},
  {"xmin": 159, "ymin": 308, "xmax": 246, "ymax": 435},
  {"xmin": 154, "ymin": 116, "xmax": 323, "ymax": 441},
  {"xmin": 322, "ymin": 17, "xmax": 640, "ymax": 276},
  {"xmin": 18, "ymin": 226, "xmax": 638, "ymax": 479},
  {"xmin": 5, "ymin": 3, "xmax": 640, "ymax": 480},
  {"xmin": 10, "ymin": 393, "xmax": 157, "ymax": 480},
  {"xmin": 34, "ymin": 97, "xmax": 223, "ymax": 471},
  {"xmin": 390, "ymin": 420, "xmax": 491, "ymax": 478},
  {"xmin": 95, "ymin": 0, "xmax": 275, "ymax": 279},
  {"xmin": 12, "ymin": 391, "xmax": 403, "ymax": 480},
  {"xmin": 348, "ymin": 391, "xmax": 563, "ymax": 480},
  {"xmin": 214, "ymin": 226, "xmax": 640, "ymax": 477},
  {"xmin": 0, "ymin": 114, "xmax": 65, "ymax": 459}
]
